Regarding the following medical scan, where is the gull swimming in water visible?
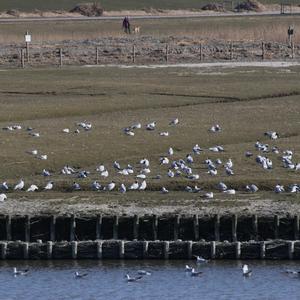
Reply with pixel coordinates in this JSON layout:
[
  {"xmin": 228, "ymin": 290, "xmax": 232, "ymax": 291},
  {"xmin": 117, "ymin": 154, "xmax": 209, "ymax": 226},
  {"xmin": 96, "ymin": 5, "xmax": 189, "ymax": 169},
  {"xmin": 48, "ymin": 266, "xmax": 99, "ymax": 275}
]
[
  {"xmin": 242, "ymin": 264, "xmax": 252, "ymax": 277},
  {"xmin": 137, "ymin": 270, "xmax": 151, "ymax": 276},
  {"xmin": 74, "ymin": 271, "xmax": 88, "ymax": 279},
  {"xmin": 13, "ymin": 267, "xmax": 29, "ymax": 276},
  {"xmin": 185, "ymin": 265, "xmax": 193, "ymax": 272},
  {"xmin": 190, "ymin": 268, "xmax": 203, "ymax": 277},
  {"xmin": 194, "ymin": 255, "xmax": 208, "ymax": 263},
  {"xmin": 125, "ymin": 274, "xmax": 143, "ymax": 282}
]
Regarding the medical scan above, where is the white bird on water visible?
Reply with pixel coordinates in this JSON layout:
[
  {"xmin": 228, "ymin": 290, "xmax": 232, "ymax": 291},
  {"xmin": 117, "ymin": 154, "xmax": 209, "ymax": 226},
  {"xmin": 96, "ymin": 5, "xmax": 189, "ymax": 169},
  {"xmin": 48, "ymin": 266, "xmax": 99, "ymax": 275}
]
[
  {"xmin": 13, "ymin": 267, "xmax": 29, "ymax": 276},
  {"xmin": 242, "ymin": 264, "xmax": 252, "ymax": 277},
  {"xmin": 194, "ymin": 255, "xmax": 208, "ymax": 263},
  {"xmin": 74, "ymin": 271, "xmax": 88, "ymax": 279},
  {"xmin": 14, "ymin": 179, "xmax": 24, "ymax": 191}
]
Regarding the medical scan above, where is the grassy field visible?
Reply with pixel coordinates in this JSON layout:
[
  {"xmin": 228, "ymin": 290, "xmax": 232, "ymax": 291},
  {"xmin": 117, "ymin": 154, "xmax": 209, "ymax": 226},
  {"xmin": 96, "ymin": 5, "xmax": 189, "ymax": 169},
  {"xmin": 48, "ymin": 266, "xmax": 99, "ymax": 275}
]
[
  {"xmin": 0, "ymin": 15, "xmax": 300, "ymax": 43},
  {"xmin": 0, "ymin": 65, "xmax": 300, "ymax": 189},
  {"xmin": 0, "ymin": 0, "xmax": 294, "ymax": 12},
  {"xmin": 0, "ymin": 64, "xmax": 299, "ymax": 215}
]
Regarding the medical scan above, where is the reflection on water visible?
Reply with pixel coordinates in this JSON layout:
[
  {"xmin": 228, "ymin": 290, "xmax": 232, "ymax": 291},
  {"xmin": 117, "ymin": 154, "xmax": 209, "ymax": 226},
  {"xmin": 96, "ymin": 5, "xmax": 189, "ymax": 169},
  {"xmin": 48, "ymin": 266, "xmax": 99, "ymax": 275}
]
[{"xmin": 0, "ymin": 260, "xmax": 299, "ymax": 300}]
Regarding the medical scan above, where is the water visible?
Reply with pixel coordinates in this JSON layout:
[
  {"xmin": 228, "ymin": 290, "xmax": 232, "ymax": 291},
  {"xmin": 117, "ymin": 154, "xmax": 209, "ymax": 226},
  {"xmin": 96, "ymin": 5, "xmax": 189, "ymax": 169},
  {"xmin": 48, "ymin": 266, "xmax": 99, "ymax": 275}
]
[{"xmin": 0, "ymin": 260, "xmax": 300, "ymax": 300}]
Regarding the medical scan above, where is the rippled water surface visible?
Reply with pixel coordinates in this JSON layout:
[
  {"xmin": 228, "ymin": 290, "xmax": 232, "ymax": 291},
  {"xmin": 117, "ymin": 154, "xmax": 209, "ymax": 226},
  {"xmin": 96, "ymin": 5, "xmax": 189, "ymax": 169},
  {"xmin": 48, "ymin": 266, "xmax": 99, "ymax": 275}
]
[{"xmin": 0, "ymin": 260, "xmax": 300, "ymax": 300}]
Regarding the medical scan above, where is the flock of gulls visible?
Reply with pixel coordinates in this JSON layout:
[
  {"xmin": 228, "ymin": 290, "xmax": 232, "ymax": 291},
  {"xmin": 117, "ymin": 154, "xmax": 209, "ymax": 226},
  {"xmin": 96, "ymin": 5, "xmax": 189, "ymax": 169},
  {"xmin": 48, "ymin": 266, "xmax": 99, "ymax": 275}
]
[
  {"xmin": 11, "ymin": 256, "xmax": 300, "ymax": 282},
  {"xmin": 0, "ymin": 118, "xmax": 300, "ymax": 202}
]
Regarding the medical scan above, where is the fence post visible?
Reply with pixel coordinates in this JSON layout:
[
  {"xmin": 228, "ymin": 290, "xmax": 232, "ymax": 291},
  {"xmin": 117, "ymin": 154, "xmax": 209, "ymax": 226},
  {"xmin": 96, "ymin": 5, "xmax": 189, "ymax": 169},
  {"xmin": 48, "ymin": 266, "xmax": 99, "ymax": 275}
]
[
  {"xmin": 96, "ymin": 47, "xmax": 99, "ymax": 65},
  {"xmin": 21, "ymin": 48, "xmax": 25, "ymax": 68},
  {"xmin": 261, "ymin": 42, "xmax": 265, "ymax": 60},
  {"xmin": 59, "ymin": 48, "xmax": 63, "ymax": 67},
  {"xmin": 291, "ymin": 41, "xmax": 294, "ymax": 59},
  {"xmin": 132, "ymin": 45, "xmax": 136, "ymax": 63},
  {"xmin": 230, "ymin": 41, "xmax": 233, "ymax": 60},
  {"xmin": 165, "ymin": 44, "xmax": 169, "ymax": 62},
  {"xmin": 199, "ymin": 43, "xmax": 203, "ymax": 61}
]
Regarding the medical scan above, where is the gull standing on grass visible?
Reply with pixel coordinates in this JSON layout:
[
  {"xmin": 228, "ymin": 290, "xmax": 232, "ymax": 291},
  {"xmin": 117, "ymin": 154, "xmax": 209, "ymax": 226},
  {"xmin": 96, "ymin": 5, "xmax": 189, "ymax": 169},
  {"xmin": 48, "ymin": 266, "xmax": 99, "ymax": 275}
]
[{"xmin": 14, "ymin": 179, "xmax": 24, "ymax": 191}]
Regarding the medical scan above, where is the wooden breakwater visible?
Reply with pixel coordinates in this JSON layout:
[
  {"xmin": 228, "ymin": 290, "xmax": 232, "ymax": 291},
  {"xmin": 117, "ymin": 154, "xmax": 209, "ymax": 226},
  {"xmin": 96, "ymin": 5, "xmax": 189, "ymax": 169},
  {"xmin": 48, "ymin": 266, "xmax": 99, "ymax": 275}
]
[
  {"xmin": 0, "ymin": 240, "xmax": 298, "ymax": 260},
  {"xmin": 0, "ymin": 214, "xmax": 298, "ymax": 243}
]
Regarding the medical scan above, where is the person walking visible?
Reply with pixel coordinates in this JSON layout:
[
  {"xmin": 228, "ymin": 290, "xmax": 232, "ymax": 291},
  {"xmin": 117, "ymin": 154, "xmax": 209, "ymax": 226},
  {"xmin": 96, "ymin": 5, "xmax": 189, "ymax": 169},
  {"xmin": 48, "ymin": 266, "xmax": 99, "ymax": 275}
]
[{"xmin": 122, "ymin": 16, "xmax": 131, "ymax": 34}]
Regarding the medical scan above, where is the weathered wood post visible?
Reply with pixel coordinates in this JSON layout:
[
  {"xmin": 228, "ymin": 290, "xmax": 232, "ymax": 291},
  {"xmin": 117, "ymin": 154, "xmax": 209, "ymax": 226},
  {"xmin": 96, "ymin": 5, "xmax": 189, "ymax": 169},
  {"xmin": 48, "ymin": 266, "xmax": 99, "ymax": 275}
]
[
  {"xmin": 59, "ymin": 48, "xmax": 63, "ymax": 67},
  {"xmin": 187, "ymin": 241, "xmax": 193, "ymax": 259},
  {"xmin": 274, "ymin": 215, "xmax": 279, "ymax": 239},
  {"xmin": 261, "ymin": 42, "xmax": 265, "ymax": 60},
  {"xmin": 50, "ymin": 216, "xmax": 56, "ymax": 242},
  {"xmin": 193, "ymin": 215, "xmax": 199, "ymax": 241},
  {"xmin": 165, "ymin": 44, "xmax": 169, "ymax": 62},
  {"xmin": 214, "ymin": 214, "xmax": 220, "ymax": 241},
  {"xmin": 252, "ymin": 215, "xmax": 258, "ymax": 240},
  {"xmin": 153, "ymin": 215, "xmax": 158, "ymax": 240},
  {"xmin": 25, "ymin": 215, "xmax": 30, "ymax": 242},
  {"xmin": 113, "ymin": 216, "xmax": 119, "ymax": 239},
  {"xmin": 97, "ymin": 241, "xmax": 103, "ymax": 259},
  {"xmin": 6, "ymin": 216, "xmax": 11, "ymax": 241},
  {"xmin": 119, "ymin": 241, "xmax": 125, "ymax": 259},
  {"xmin": 235, "ymin": 241, "xmax": 241, "ymax": 259},
  {"xmin": 23, "ymin": 242, "xmax": 29, "ymax": 259},
  {"xmin": 0, "ymin": 242, "xmax": 7, "ymax": 259},
  {"xmin": 211, "ymin": 241, "xmax": 216, "ymax": 259},
  {"xmin": 288, "ymin": 241, "xmax": 295, "ymax": 259},
  {"xmin": 260, "ymin": 241, "xmax": 266, "ymax": 259},
  {"xmin": 47, "ymin": 241, "xmax": 53, "ymax": 259},
  {"xmin": 21, "ymin": 48, "xmax": 25, "ymax": 68},
  {"xmin": 199, "ymin": 43, "xmax": 203, "ymax": 61},
  {"xmin": 232, "ymin": 214, "xmax": 237, "ymax": 242},
  {"xmin": 132, "ymin": 45, "xmax": 136, "ymax": 63},
  {"xmin": 174, "ymin": 215, "xmax": 180, "ymax": 240},
  {"xmin": 71, "ymin": 241, "xmax": 78, "ymax": 259},
  {"xmin": 164, "ymin": 241, "xmax": 170, "ymax": 259},
  {"xmin": 291, "ymin": 41, "xmax": 294, "ymax": 59},
  {"xmin": 230, "ymin": 41, "xmax": 233, "ymax": 60},
  {"xmin": 96, "ymin": 214, "xmax": 102, "ymax": 240},
  {"xmin": 293, "ymin": 215, "xmax": 299, "ymax": 240},
  {"xmin": 143, "ymin": 241, "xmax": 149, "ymax": 258},
  {"xmin": 70, "ymin": 215, "xmax": 76, "ymax": 242},
  {"xmin": 133, "ymin": 215, "xmax": 139, "ymax": 240},
  {"xmin": 96, "ymin": 47, "xmax": 99, "ymax": 65}
]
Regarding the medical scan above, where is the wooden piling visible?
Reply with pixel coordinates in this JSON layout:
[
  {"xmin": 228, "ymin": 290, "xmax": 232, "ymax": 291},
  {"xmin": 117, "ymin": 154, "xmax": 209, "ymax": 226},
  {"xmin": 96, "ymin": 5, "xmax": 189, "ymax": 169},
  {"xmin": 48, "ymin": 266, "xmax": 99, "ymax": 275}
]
[
  {"xmin": 25, "ymin": 215, "xmax": 30, "ymax": 242},
  {"xmin": 71, "ymin": 241, "xmax": 78, "ymax": 259},
  {"xmin": 252, "ymin": 215, "xmax": 258, "ymax": 240},
  {"xmin": 153, "ymin": 215, "xmax": 158, "ymax": 240},
  {"xmin": 6, "ymin": 216, "xmax": 11, "ymax": 241},
  {"xmin": 274, "ymin": 215, "xmax": 279, "ymax": 239},
  {"xmin": 143, "ymin": 241, "xmax": 149, "ymax": 258},
  {"xmin": 113, "ymin": 216, "xmax": 119, "ymax": 239},
  {"xmin": 132, "ymin": 45, "xmax": 136, "ymax": 63},
  {"xmin": 291, "ymin": 41, "xmax": 295, "ymax": 59},
  {"xmin": 97, "ymin": 241, "xmax": 103, "ymax": 259},
  {"xmin": 50, "ymin": 216, "xmax": 56, "ymax": 242},
  {"xmin": 260, "ymin": 241, "xmax": 266, "ymax": 259},
  {"xmin": 174, "ymin": 215, "xmax": 180, "ymax": 240},
  {"xmin": 133, "ymin": 215, "xmax": 139, "ymax": 240},
  {"xmin": 47, "ymin": 241, "xmax": 53, "ymax": 259},
  {"xmin": 232, "ymin": 214, "xmax": 237, "ymax": 242},
  {"xmin": 236, "ymin": 241, "xmax": 241, "ymax": 259},
  {"xmin": 23, "ymin": 242, "xmax": 29, "ymax": 259},
  {"xmin": 96, "ymin": 47, "xmax": 99, "ymax": 65},
  {"xmin": 211, "ymin": 241, "xmax": 216, "ymax": 259},
  {"xmin": 0, "ymin": 242, "xmax": 7, "ymax": 259},
  {"xmin": 187, "ymin": 241, "xmax": 193, "ymax": 259},
  {"xmin": 96, "ymin": 214, "xmax": 102, "ymax": 240},
  {"xmin": 193, "ymin": 215, "xmax": 199, "ymax": 241},
  {"xmin": 119, "ymin": 241, "xmax": 125, "ymax": 259},
  {"xmin": 163, "ymin": 241, "xmax": 169, "ymax": 259},
  {"xmin": 214, "ymin": 215, "xmax": 220, "ymax": 241},
  {"xmin": 70, "ymin": 215, "xmax": 76, "ymax": 242},
  {"xmin": 294, "ymin": 215, "xmax": 299, "ymax": 240},
  {"xmin": 288, "ymin": 241, "xmax": 295, "ymax": 259}
]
